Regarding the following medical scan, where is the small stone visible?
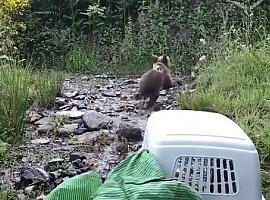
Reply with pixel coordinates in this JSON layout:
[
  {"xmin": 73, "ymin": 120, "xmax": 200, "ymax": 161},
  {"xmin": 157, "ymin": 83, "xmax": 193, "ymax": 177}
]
[
  {"xmin": 64, "ymin": 167, "xmax": 80, "ymax": 177},
  {"xmin": 122, "ymin": 79, "xmax": 137, "ymax": 85},
  {"xmin": 77, "ymin": 131, "xmax": 102, "ymax": 143},
  {"xmin": 37, "ymin": 124, "xmax": 53, "ymax": 134},
  {"xmin": 102, "ymin": 91, "xmax": 118, "ymax": 97},
  {"xmin": 159, "ymin": 90, "xmax": 167, "ymax": 96},
  {"xmin": 17, "ymin": 193, "xmax": 26, "ymax": 200},
  {"xmin": 19, "ymin": 167, "xmax": 49, "ymax": 187},
  {"xmin": 70, "ymin": 118, "xmax": 84, "ymax": 125},
  {"xmin": 75, "ymin": 95, "xmax": 86, "ymax": 100},
  {"xmin": 72, "ymin": 100, "xmax": 86, "ymax": 109},
  {"xmin": 55, "ymin": 97, "xmax": 66, "ymax": 107},
  {"xmin": 31, "ymin": 138, "xmax": 50, "ymax": 145},
  {"xmin": 49, "ymin": 171, "xmax": 61, "ymax": 180},
  {"xmin": 25, "ymin": 185, "xmax": 35, "ymax": 194},
  {"xmin": 81, "ymin": 76, "xmax": 89, "ymax": 81},
  {"xmin": 55, "ymin": 110, "xmax": 85, "ymax": 118},
  {"xmin": 34, "ymin": 117, "xmax": 52, "ymax": 125},
  {"xmin": 115, "ymin": 91, "xmax": 121, "ymax": 97},
  {"xmin": 64, "ymin": 91, "xmax": 78, "ymax": 98},
  {"xmin": 27, "ymin": 111, "xmax": 42, "ymax": 123},
  {"xmin": 36, "ymin": 193, "xmax": 46, "ymax": 200},
  {"xmin": 105, "ymin": 84, "xmax": 114, "ymax": 89},
  {"xmin": 58, "ymin": 124, "xmax": 78, "ymax": 135},
  {"xmin": 59, "ymin": 104, "xmax": 71, "ymax": 110},
  {"xmin": 69, "ymin": 152, "xmax": 86, "ymax": 162},
  {"xmin": 71, "ymin": 159, "xmax": 82, "ymax": 167},
  {"xmin": 74, "ymin": 127, "xmax": 87, "ymax": 135},
  {"xmin": 116, "ymin": 123, "xmax": 143, "ymax": 142},
  {"xmin": 48, "ymin": 158, "xmax": 64, "ymax": 164},
  {"xmin": 83, "ymin": 110, "xmax": 111, "ymax": 131}
]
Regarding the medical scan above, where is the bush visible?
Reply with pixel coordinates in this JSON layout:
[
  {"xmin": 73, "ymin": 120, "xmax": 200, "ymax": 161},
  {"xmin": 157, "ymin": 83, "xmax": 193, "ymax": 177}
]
[
  {"xmin": 176, "ymin": 45, "xmax": 270, "ymax": 198},
  {"xmin": 14, "ymin": 0, "xmax": 270, "ymax": 74}
]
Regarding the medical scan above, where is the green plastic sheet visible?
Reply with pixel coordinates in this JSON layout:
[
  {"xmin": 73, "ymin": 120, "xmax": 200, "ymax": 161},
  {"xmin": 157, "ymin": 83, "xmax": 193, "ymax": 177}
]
[{"xmin": 46, "ymin": 149, "xmax": 204, "ymax": 200}]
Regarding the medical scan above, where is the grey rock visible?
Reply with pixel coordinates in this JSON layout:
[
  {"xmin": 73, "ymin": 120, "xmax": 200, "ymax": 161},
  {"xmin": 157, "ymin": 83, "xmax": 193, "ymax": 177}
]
[
  {"xmin": 159, "ymin": 90, "xmax": 167, "ymax": 96},
  {"xmin": 69, "ymin": 152, "xmax": 86, "ymax": 162},
  {"xmin": 55, "ymin": 97, "xmax": 66, "ymax": 107},
  {"xmin": 83, "ymin": 110, "xmax": 111, "ymax": 131},
  {"xmin": 121, "ymin": 79, "xmax": 138, "ymax": 85},
  {"xmin": 34, "ymin": 117, "xmax": 52, "ymax": 125},
  {"xmin": 27, "ymin": 111, "xmax": 42, "ymax": 123},
  {"xmin": 48, "ymin": 158, "xmax": 64, "ymax": 164},
  {"xmin": 105, "ymin": 84, "xmax": 114, "ymax": 89},
  {"xmin": 102, "ymin": 91, "xmax": 118, "ymax": 97},
  {"xmin": 49, "ymin": 171, "xmax": 62, "ymax": 180},
  {"xmin": 116, "ymin": 123, "xmax": 143, "ymax": 142},
  {"xmin": 31, "ymin": 138, "xmax": 50, "ymax": 145},
  {"xmin": 37, "ymin": 124, "xmax": 53, "ymax": 134},
  {"xmin": 25, "ymin": 185, "xmax": 35, "ymax": 194},
  {"xmin": 59, "ymin": 104, "xmax": 71, "ymax": 110},
  {"xmin": 77, "ymin": 131, "xmax": 102, "ymax": 143},
  {"xmin": 64, "ymin": 91, "xmax": 78, "ymax": 98},
  {"xmin": 70, "ymin": 118, "xmax": 84, "ymax": 125},
  {"xmin": 64, "ymin": 167, "xmax": 80, "ymax": 177},
  {"xmin": 81, "ymin": 76, "xmax": 89, "ymax": 81},
  {"xmin": 71, "ymin": 100, "xmax": 86, "ymax": 109},
  {"xmin": 19, "ymin": 167, "xmax": 49, "ymax": 186},
  {"xmin": 36, "ymin": 194, "xmax": 46, "ymax": 200},
  {"xmin": 75, "ymin": 94, "xmax": 86, "ymax": 100},
  {"xmin": 17, "ymin": 193, "xmax": 26, "ymax": 200},
  {"xmin": 56, "ymin": 110, "xmax": 85, "ymax": 118},
  {"xmin": 74, "ymin": 127, "xmax": 87, "ymax": 135},
  {"xmin": 58, "ymin": 124, "xmax": 78, "ymax": 135}
]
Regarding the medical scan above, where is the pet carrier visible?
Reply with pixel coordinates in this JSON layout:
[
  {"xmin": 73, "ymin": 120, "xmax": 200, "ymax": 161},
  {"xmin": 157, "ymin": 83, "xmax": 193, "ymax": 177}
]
[{"xmin": 142, "ymin": 110, "xmax": 265, "ymax": 200}]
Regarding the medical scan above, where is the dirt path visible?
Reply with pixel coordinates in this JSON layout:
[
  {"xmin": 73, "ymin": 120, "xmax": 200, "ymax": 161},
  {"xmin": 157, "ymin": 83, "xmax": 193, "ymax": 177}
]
[{"xmin": 0, "ymin": 73, "xmax": 192, "ymax": 199}]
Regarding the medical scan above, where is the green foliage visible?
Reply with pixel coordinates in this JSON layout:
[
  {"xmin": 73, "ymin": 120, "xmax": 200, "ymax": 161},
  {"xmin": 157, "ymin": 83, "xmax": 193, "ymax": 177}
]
[
  {"xmin": 0, "ymin": 62, "xmax": 61, "ymax": 144},
  {"xmin": 0, "ymin": 186, "xmax": 17, "ymax": 200},
  {"xmin": 13, "ymin": 0, "xmax": 269, "ymax": 74},
  {"xmin": 0, "ymin": 140, "xmax": 11, "ymax": 163},
  {"xmin": 0, "ymin": 64, "xmax": 30, "ymax": 144},
  {"xmin": 63, "ymin": 45, "xmax": 102, "ymax": 73},
  {"xmin": 0, "ymin": 0, "xmax": 28, "ymax": 57},
  {"xmin": 176, "ymin": 45, "xmax": 270, "ymax": 198}
]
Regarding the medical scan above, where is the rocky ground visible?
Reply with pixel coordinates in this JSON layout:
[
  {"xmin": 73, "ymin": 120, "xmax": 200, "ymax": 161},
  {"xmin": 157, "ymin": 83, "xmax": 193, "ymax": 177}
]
[{"xmin": 0, "ymin": 73, "xmax": 193, "ymax": 199}]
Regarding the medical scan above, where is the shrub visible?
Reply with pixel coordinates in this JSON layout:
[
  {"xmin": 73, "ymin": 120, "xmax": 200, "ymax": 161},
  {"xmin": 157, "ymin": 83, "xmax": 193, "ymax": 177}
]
[{"xmin": 176, "ymin": 45, "xmax": 270, "ymax": 198}]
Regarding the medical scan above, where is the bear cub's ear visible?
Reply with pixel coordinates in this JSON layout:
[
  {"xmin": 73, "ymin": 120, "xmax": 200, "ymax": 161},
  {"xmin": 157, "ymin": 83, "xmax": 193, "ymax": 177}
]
[
  {"xmin": 151, "ymin": 54, "xmax": 159, "ymax": 63},
  {"xmin": 161, "ymin": 54, "xmax": 169, "ymax": 66}
]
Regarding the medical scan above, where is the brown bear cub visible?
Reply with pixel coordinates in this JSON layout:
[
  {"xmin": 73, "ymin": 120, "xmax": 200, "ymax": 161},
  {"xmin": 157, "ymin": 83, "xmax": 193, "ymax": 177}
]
[
  {"xmin": 138, "ymin": 62, "xmax": 168, "ymax": 108},
  {"xmin": 152, "ymin": 54, "xmax": 173, "ymax": 89}
]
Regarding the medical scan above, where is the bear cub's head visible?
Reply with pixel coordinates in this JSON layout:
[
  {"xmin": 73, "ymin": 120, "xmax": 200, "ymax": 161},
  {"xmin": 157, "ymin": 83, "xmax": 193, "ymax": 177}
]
[{"xmin": 152, "ymin": 54, "xmax": 171, "ymax": 68}]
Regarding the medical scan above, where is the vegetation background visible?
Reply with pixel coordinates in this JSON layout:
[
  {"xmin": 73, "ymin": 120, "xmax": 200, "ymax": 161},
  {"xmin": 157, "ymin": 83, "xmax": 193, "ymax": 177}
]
[{"xmin": 0, "ymin": 0, "xmax": 269, "ymax": 199}]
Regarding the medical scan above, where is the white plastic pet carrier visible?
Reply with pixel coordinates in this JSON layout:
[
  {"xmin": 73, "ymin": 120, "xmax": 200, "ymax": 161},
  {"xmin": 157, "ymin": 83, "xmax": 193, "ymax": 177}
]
[{"xmin": 142, "ymin": 110, "xmax": 265, "ymax": 200}]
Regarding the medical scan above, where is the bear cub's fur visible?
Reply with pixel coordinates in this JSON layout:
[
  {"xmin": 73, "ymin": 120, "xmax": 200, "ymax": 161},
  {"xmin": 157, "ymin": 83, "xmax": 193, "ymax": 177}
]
[
  {"xmin": 152, "ymin": 54, "xmax": 173, "ymax": 89},
  {"xmin": 138, "ymin": 54, "xmax": 174, "ymax": 108}
]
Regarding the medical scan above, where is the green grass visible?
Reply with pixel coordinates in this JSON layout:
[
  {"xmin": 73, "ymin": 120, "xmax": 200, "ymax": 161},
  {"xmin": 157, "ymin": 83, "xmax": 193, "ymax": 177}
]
[
  {"xmin": 0, "ymin": 63, "xmax": 61, "ymax": 144},
  {"xmin": 176, "ymin": 46, "xmax": 270, "ymax": 198},
  {"xmin": 0, "ymin": 186, "xmax": 17, "ymax": 200}
]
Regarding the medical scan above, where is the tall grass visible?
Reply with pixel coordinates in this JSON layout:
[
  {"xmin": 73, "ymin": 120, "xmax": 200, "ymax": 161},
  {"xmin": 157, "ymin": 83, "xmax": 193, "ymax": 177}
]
[
  {"xmin": 0, "ymin": 65, "xmax": 30, "ymax": 144},
  {"xmin": 176, "ymin": 46, "xmax": 270, "ymax": 198},
  {"xmin": 0, "ymin": 63, "xmax": 61, "ymax": 144}
]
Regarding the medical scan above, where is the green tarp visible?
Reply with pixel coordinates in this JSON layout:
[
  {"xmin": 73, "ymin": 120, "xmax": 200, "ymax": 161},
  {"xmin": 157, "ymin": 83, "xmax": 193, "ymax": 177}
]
[{"xmin": 46, "ymin": 149, "xmax": 204, "ymax": 200}]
